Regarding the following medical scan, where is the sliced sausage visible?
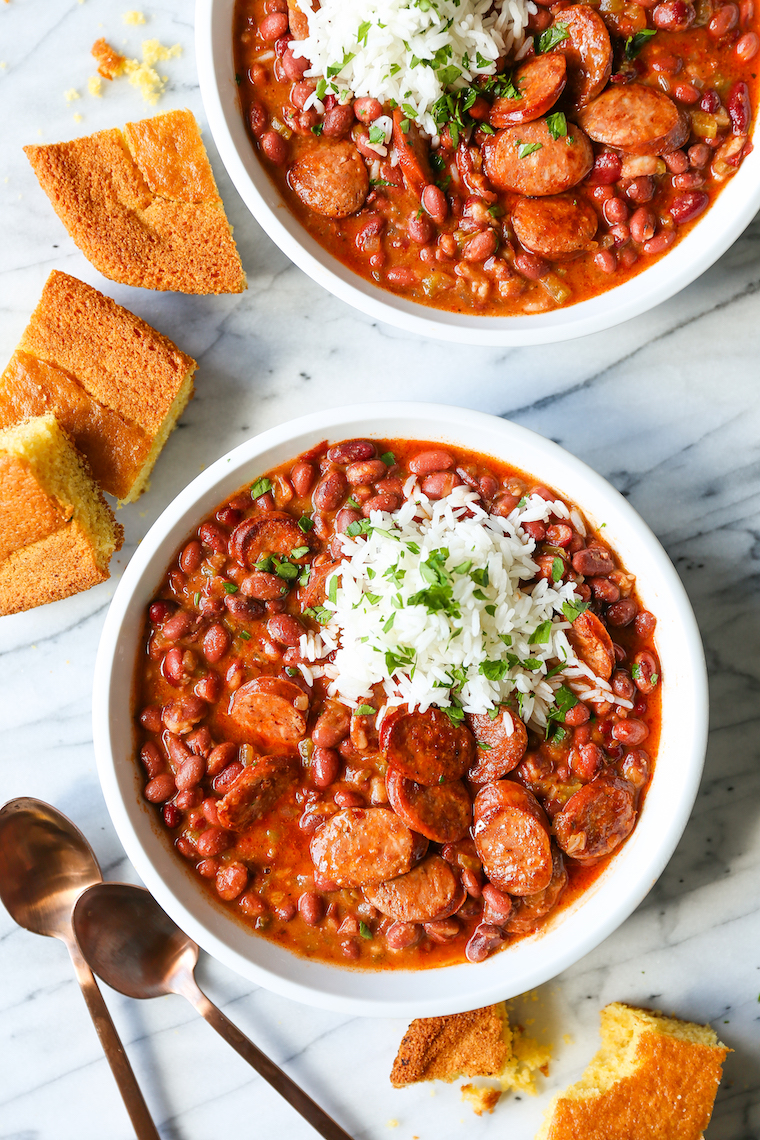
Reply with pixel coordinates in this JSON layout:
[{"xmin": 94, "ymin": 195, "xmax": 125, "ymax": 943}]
[
  {"xmin": 363, "ymin": 855, "xmax": 464, "ymax": 923},
  {"xmin": 512, "ymin": 194, "xmax": 598, "ymax": 260},
  {"xmin": 567, "ymin": 609, "xmax": 615, "ymax": 680},
  {"xmin": 229, "ymin": 512, "xmax": 310, "ymax": 569},
  {"xmin": 310, "ymin": 807, "xmax": 415, "ymax": 887},
  {"xmin": 228, "ymin": 676, "xmax": 309, "ymax": 751},
  {"xmin": 553, "ymin": 775, "xmax": 637, "ymax": 862},
  {"xmin": 552, "ymin": 5, "xmax": 613, "ymax": 108},
  {"xmin": 392, "ymin": 108, "xmax": 433, "ymax": 198},
  {"xmin": 386, "ymin": 769, "xmax": 472, "ymax": 843},
  {"xmin": 505, "ymin": 845, "xmax": 568, "ymax": 934},
  {"xmin": 466, "ymin": 709, "xmax": 528, "ymax": 782},
  {"xmin": 576, "ymin": 84, "xmax": 689, "ymax": 155},
  {"xmin": 473, "ymin": 780, "xmax": 553, "ymax": 895},
  {"xmin": 380, "ymin": 705, "xmax": 476, "ymax": 786},
  {"xmin": 484, "ymin": 119, "xmax": 593, "ymax": 196},
  {"xmin": 491, "ymin": 54, "xmax": 567, "ymax": 126},
  {"xmin": 215, "ymin": 758, "xmax": 294, "ymax": 832},
  {"xmin": 298, "ymin": 560, "xmax": 340, "ymax": 611},
  {"xmin": 289, "ymin": 141, "xmax": 369, "ymax": 218}
]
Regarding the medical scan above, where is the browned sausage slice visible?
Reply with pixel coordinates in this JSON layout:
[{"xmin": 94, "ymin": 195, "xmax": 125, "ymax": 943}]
[
  {"xmin": 576, "ymin": 84, "xmax": 689, "ymax": 155},
  {"xmin": 473, "ymin": 780, "xmax": 553, "ymax": 895},
  {"xmin": 567, "ymin": 609, "xmax": 615, "ymax": 680},
  {"xmin": 310, "ymin": 807, "xmax": 415, "ymax": 887},
  {"xmin": 230, "ymin": 512, "xmax": 311, "ymax": 570},
  {"xmin": 553, "ymin": 775, "xmax": 637, "ymax": 861},
  {"xmin": 466, "ymin": 710, "xmax": 528, "ymax": 783},
  {"xmin": 386, "ymin": 769, "xmax": 472, "ymax": 843},
  {"xmin": 216, "ymin": 758, "xmax": 294, "ymax": 831},
  {"xmin": 363, "ymin": 854, "xmax": 464, "ymax": 923},
  {"xmin": 228, "ymin": 676, "xmax": 309, "ymax": 751},
  {"xmin": 551, "ymin": 5, "xmax": 612, "ymax": 108},
  {"xmin": 491, "ymin": 54, "xmax": 567, "ymax": 127},
  {"xmin": 484, "ymin": 119, "xmax": 593, "ymax": 196},
  {"xmin": 392, "ymin": 109, "xmax": 433, "ymax": 199},
  {"xmin": 380, "ymin": 705, "xmax": 476, "ymax": 785},
  {"xmin": 505, "ymin": 844, "xmax": 568, "ymax": 934},
  {"xmin": 289, "ymin": 141, "xmax": 369, "ymax": 218},
  {"xmin": 512, "ymin": 194, "xmax": 598, "ymax": 260}
]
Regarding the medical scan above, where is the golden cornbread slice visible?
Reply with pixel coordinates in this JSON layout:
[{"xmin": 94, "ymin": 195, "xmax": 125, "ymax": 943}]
[
  {"xmin": 0, "ymin": 414, "xmax": 123, "ymax": 616},
  {"xmin": 536, "ymin": 1003, "xmax": 729, "ymax": 1140},
  {"xmin": 24, "ymin": 109, "xmax": 246, "ymax": 294},
  {"xmin": 0, "ymin": 271, "xmax": 196, "ymax": 503}
]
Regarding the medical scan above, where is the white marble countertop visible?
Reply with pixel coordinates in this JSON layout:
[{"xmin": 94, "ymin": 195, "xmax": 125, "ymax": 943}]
[{"xmin": 1, "ymin": 1, "xmax": 759, "ymax": 1136}]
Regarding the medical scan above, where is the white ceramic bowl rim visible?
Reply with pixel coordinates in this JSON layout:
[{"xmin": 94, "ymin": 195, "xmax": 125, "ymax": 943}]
[
  {"xmin": 93, "ymin": 403, "xmax": 708, "ymax": 1016},
  {"xmin": 195, "ymin": 0, "xmax": 760, "ymax": 346}
]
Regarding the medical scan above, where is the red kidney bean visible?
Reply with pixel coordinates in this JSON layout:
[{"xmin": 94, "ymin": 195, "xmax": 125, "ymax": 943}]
[
  {"xmin": 202, "ymin": 797, "xmax": 221, "ymax": 826},
  {"xmin": 327, "ymin": 440, "xmax": 376, "ymax": 464},
  {"xmin": 459, "ymin": 869, "xmax": 482, "ymax": 899},
  {"xmin": 624, "ymin": 177, "xmax": 654, "ymax": 204},
  {"xmin": 162, "ymin": 696, "xmax": 207, "ymax": 736},
  {"xmin": 290, "ymin": 460, "xmax": 315, "ymax": 496},
  {"xmin": 264, "ymin": 615, "xmax": 302, "ymax": 649},
  {"xmin": 643, "ymin": 228, "xmax": 676, "ymax": 254},
  {"xmin": 213, "ymin": 760, "xmax": 245, "ymax": 794},
  {"xmin": 260, "ymin": 129, "xmax": 288, "ymax": 164},
  {"xmin": 290, "ymin": 81, "xmax": 316, "ymax": 110},
  {"xmin": 463, "ymin": 229, "xmax": 498, "ymax": 262},
  {"xmin": 196, "ymin": 827, "xmax": 235, "ymax": 857},
  {"xmin": 346, "ymin": 459, "xmax": 388, "ymax": 485},
  {"xmin": 481, "ymin": 884, "xmax": 512, "ymax": 924},
  {"xmin": 323, "ymin": 102, "xmax": 355, "ymax": 138},
  {"xmin": 313, "ymin": 470, "xmax": 348, "ymax": 511},
  {"xmin": 216, "ymin": 862, "xmax": 249, "ymax": 901},
  {"xmin": 353, "ymin": 95, "xmax": 383, "ymax": 122},
  {"xmin": 139, "ymin": 705, "xmax": 163, "ymax": 734},
  {"xmin": 700, "ymin": 88, "xmax": 721, "ymax": 114},
  {"xmin": 241, "ymin": 571, "xmax": 287, "ymax": 601},
  {"xmin": 603, "ymin": 197, "xmax": 629, "ymax": 225},
  {"xmin": 420, "ymin": 184, "xmax": 447, "ymax": 225},
  {"xmin": 672, "ymin": 82, "xmax": 700, "ymax": 104},
  {"xmin": 282, "ymin": 45, "xmax": 310, "ymax": 81},
  {"xmin": 224, "ymin": 594, "xmax": 262, "ymax": 624},
  {"xmin": 385, "ymin": 266, "xmax": 419, "ymax": 289},
  {"xmin": 175, "ymin": 789, "xmax": 203, "ymax": 812},
  {"xmin": 633, "ymin": 650, "xmax": 660, "ymax": 693},
  {"xmin": 175, "ymin": 754, "xmax": 206, "ymax": 791},
  {"xmin": 203, "ymin": 623, "xmax": 231, "ymax": 663},
  {"xmin": 594, "ymin": 249, "xmax": 617, "ymax": 274},
  {"xmin": 521, "ymin": 519, "xmax": 546, "ymax": 543},
  {"xmin": 408, "ymin": 449, "xmax": 454, "ymax": 476},
  {"xmin": 144, "ymin": 773, "xmax": 176, "ymax": 803},
  {"xmin": 199, "ymin": 596, "xmax": 224, "ymax": 618},
  {"xmin": 282, "ymin": 105, "xmax": 319, "ymax": 134},
  {"xmin": 589, "ymin": 577, "xmax": 621, "ymax": 603},
  {"xmin": 312, "ymin": 703, "xmax": 351, "ymax": 748},
  {"xmin": 708, "ymin": 1, "xmax": 739, "ymax": 34},
  {"xmin": 385, "ymin": 921, "xmax": 423, "ymax": 950},
  {"xmin": 179, "ymin": 540, "xmax": 203, "ymax": 575},
  {"xmin": 340, "ymin": 939, "xmax": 360, "ymax": 960},
  {"xmin": 162, "ymin": 804, "xmax": 181, "ymax": 829},
  {"xmin": 149, "ymin": 601, "xmax": 174, "ymax": 624},
  {"xmin": 673, "ymin": 172, "xmax": 705, "ymax": 190},
  {"xmin": 634, "ymin": 610, "xmax": 657, "ymax": 638},
  {"xmin": 465, "ymin": 923, "xmax": 506, "ymax": 964},
  {"xmin": 653, "ymin": 0, "xmax": 696, "ymax": 28},
  {"xmin": 478, "ymin": 474, "xmax": 498, "ymax": 501},
  {"xmin": 491, "ymin": 492, "xmax": 520, "ymax": 516},
  {"xmin": 162, "ymin": 610, "xmax": 193, "ymax": 642},
  {"xmin": 670, "ymin": 191, "xmax": 709, "ymax": 224},
  {"xmin": 163, "ymin": 647, "xmax": 194, "ymax": 687},
  {"xmin": 736, "ymin": 30, "xmax": 759, "ymax": 58},
  {"xmin": 622, "ymin": 749, "xmax": 650, "ymax": 788},
  {"xmin": 727, "ymin": 81, "xmax": 751, "ymax": 133},
  {"xmin": 651, "ymin": 52, "xmax": 683, "ymax": 72},
  {"xmin": 688, "ymin": 143, "xmax": 711, "ymax": 168},
  {"xmin": 619, "ymin": 245, "xmax": 638, "ymax": 269},
  {"xmin": 312, "ymin": 746, "xmax": 340, "ymax": 788},
  {"xmin": 140, "ymin": 742, "xmax": 164, "ymax": 779},
  {"xmin": 333, "ymin": 508, "xmax": 360, "ymax": 537},
  {"xmin": 260, "ymin": 11, "xmax": 289, "ymax": 39},
  {"xmin": 265, "ymin": 0, "xmax": 287, "ymax": 11},
  {"xmin": 274, "ymin": 33, "xmax": 293, "ymax": 57},
  {"xmin": 298, "ymin": 891, "xmax": 324, "ymax": 925},
  {"xmin": 408, "ymin": 212, "xmax": 435, "ymax": 244},
  {"xmin": 197, "ymin": 857, "xmax": 219, "ymax": 878},
  {"xmin": 607, "ymin": 598, "xmax": 638, "ymax": 627},
  {"xmin": 334, "ymin": 788, "xmax": 364, "ymax": 809},
  {"xmin": 612, "ymin": 669, "xmax": 636, "ymax": 701},
  {"xmin": 571, "ymin": 742, "xmax": 604, "ymax": 781},
  {"xmin": 740, "ymin": 0, "xmax": 754, "ymax": 24},
  {"xmin": 612, "ymin": 718, "xmax": 649, "ymax": 746},
  {"xmin": 199, "ymin": 522, "xmax": 228, "ymax": 555},
  {"xmin": 421, "ymin": 471, "xmax": 462, "ymax": 499},
  {"xmin": 545, "ymin": 523, "xmax": 572, "ymax": 548},
  {"xmin": 425, "ymin": 917, "xmax": 460, "ymax": 942},
  {"xmin": 249, "ymin": 100, "xmax": 268, "ymax": 138},
  {"xmin": 562, "ymin": 703, "xmax": 590, "ymax": 728},
  {"xmin": 588, "ymin": 152, "xmax": 624, "ymax": 185},
  {"xmin": 572, "ymin": 548, "xmax": 614, "ymax": 577},
  {"xmin": 195, "ymin": 672, "xmax": 222, "ymax": 703},
  {"xmin": 514, "ymin": 251, "xmax": 549, "ymax": 279},
  {"xmin": 239, "ymin": 891, "xmax": 267, "ymax": 918},
  {"xmin": 663, "ymin": 150, "xmax": 689, "ymax": 174},
  {"xmin": 362, "ymin": 491, "xmax": 401, "ymax": 515},
  {"xmin": 164, "ymin": 732, "xmax": 193, "ymax": 767}
]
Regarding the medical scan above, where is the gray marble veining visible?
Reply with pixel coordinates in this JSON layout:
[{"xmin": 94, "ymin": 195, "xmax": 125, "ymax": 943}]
[{"xmin": 1, "ymin": 0, "xmax": 759, "ymax": 1136}]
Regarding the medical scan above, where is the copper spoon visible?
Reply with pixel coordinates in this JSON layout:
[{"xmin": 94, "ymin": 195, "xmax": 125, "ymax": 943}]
[
  {"xmin": 0, "ymin": 798, "xmax": 160, "ymax": 1139},
  {"xmin": 73, "ymin": 881, "xmax": 354, "ymax": 1140}
]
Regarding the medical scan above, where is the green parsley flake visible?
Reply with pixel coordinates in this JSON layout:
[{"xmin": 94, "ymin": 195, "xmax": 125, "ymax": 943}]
[
  {"xmin": 223, "ymin": 582, "xmax": 238, "ymax": 594},
  {"xmin": 250, "ymin": 476, "xmax": 272, "ymax": 499},
  {"xmin": 546, "ymin": 111, "xmax": 568, "ymax": 140},
  {"xmin": 562, "ymin": 599, "xmax": 590, "ymax": 623},
  {"xmin": 517, "ymin": 141, "xmax": 543, "ymax": 159},
  {"xmin": 356, "ymin": 704, "xmax": 376, "ymax": 716},
  {"xmin": 298, "ymin": 515, "xmax": 315, "ymax": 532},
  {"xmin": 536, "ymin": 23, "xmax": 569, "ymax": 53}
]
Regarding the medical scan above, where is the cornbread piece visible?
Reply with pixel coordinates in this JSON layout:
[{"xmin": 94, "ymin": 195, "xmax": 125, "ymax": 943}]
[
  {"xmin": 536, "ymin": 1003, "xmax": 729, "ymax": 1140},
  {"xmin": 0, "ymin": 271, "xmax": 196, "ymax": 503},
  {"xmin": 391, "ymin": 1004, "xmax": 511, "ymax": 1088},
  {"xmin": 24, "ymin": 109, "xmax": 246, "ymax": 294},
  {"xmin": 0, "ymin": 414, "xmax": 123, "ymax": 615},
  {"xmin": 91, "ymin": 37, "xmax": 127, "ymax": 79}
]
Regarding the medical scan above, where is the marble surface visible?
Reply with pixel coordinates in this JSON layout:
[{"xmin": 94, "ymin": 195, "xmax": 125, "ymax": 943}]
[{"xmin": 1, "ymin": 0, "xmax": 759, "ymax": 1136}]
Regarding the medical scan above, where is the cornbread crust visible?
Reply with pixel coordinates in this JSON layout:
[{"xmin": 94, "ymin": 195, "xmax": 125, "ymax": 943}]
[
  {"xmin": 0, "ymin": 271, "xmax": 196, "ymax": 503},
  {"xmin": 24, "ymin": 109, "xmax": 246, "ymax": 294},
  {"xmin": 391, "ymin": 1003, "xmax": 511, "ymax": 1087},
  {"xmin": 0, "ymin": 414, "xmax": 123, "ymax": 616},
  {"xmin": 536, "ymin": 1003, "xmax": 729, "ymax": 1140},
  {"xmin": 91, "ymin": 37, "xmax": 127, "ymax": 79}
]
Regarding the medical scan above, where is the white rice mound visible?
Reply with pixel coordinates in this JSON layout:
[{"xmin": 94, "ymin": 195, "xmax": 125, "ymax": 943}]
[
  {"xmin": 291, "ymin": 0, "xmax": 534, "ymax": 139},
  {"xmin": 299, "ymin": 482, "xmax": 630, "ymax": 732}
]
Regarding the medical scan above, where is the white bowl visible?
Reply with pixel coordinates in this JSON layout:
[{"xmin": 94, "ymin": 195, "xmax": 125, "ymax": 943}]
[
  {"xmin": 196, "ymin": 0, "xmax": 760, "ymax": 345},
  {"xmin": 93, "ymin": 403, "xmax": 707, "ymax": 1016}
]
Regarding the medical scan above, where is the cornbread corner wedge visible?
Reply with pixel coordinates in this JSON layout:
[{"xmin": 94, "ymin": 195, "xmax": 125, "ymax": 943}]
[
  {"xmin": 0, "ymin": 414, "xmax": 123, "ymax": 616},
  {"xmin": 536, "ymin": 1003, "xmax": 730, "ymax": 1140},
  {"xmin": 0, "ymin": 271, "xmax": 196, "ymax": 503},
  {"xmin": 391, "ymin": 1001, "xmax": 551, "ymax": 1113},
  {"xmin": 24, "ymin": 108, "xmax": 246, "ymax": 294}
]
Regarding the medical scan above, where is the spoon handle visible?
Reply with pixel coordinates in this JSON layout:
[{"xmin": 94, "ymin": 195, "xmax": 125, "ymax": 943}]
[
  {"xmin": 185, "ymin": 981, "xmax": 354, "ymax": 1140},
  {"xmin": 68, "ymin": 941, "xmax": 161, "ymax": 1140}
]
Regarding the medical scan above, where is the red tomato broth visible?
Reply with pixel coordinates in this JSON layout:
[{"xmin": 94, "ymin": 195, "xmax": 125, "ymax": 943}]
[
  {"xmin": 232, "ymin": 0, "xmax": 758, "ymax": 316},
  {"xmin": 133, "ymin": 439, "xmax": 661, "ymax": 969}
]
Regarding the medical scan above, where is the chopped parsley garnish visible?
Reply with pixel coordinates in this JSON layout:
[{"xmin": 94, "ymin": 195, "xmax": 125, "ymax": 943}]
[
  {"xmin": 518, "ymin": 141, "xmax": 543, "ymax": 159},
  {"xmin": 328, "ymin": 574, "xmax": 339, "ymax": 604},
  {"xmin": 223, "ymin": 582, "xmax": 238, "ymax": 594},
  {"xmin": 290, "ymin": 545, "xmax": 310, "ymax": 559},
  {"xmin": 441, "ymin": 705, "xmax": 465, "ymax": 726},
  {"xmin": 551, "ymin": 556, "xmax": 565, "ymax": 583},
  {"xmin": 479, "ymin": 659, "xmax": 511, "ymax": 681},
  {"xmin": 250, "ymin": 476, "xmax": 272, "ymax": 499},
  {"xmin": 477, "ymin": 741, "xmax": 493, "ymax": 750},
  {"xmin": 298, "ymin": 515, "xmax": 314, "ymax": 532},
  {"xmin": 359, "ymin": 921, "xmax": 373, "ymax": 940},
  {"xmin": 346, "ymin": 518, "xmax": 373, "ymax": 537},
  {"xmin": 536, "ymin": 23, "xmax": 569, "ymax": 53},
  {"xmin": 274, "ymin": 559, "xmax": 298, "ymax": 581},
  {"xmin": 311, "ymin": 123, "xmax": 324, "ymax": 137},
  {"xmin": 631, "ymin": 662, "xmax": 642, "ymax": 680},
  {"xmin": 285, "ymin": 666, "xmax": 298, "ymax": 676},
  {"xmin": 368, "ymin": 124, "xmax": 386, "ymax": 145},
  {"xmin": 355, "ymin": 704, "xmax": 376, "ymax": 716},
  {"xmin": 239, "ymin": 630, "xmax": 251, "ymax": 640},
  {"xmin": 345, "ymin": 497, "xmax": 361, "ymax": 510},
  {"xmin": 380, "ymin": 451, "xmax": 396, "ymax": 466},
  {"xmin": 544, "ymin": 684, "xmax": 579, "ymax": 736},
  {"xmin": 528, "ymin": 619, "xmax": 553, "ymax": 645},
  {"xmin": 562, "ymin": 599, "xmax": 590, "ymax": 623},
  {"xmin": 624, "ymin": 28, "xmax": 657, "ymax": 58},
  {"xmin": 303, "ymin": 604, "xmax": 332, "ymax": 624},
  {"xmin": 546, "ymin": 111, "xmax": 568, "ymax": 140},
  {"xmin": 193, "ymin": 591, "xmax": 200, "ymax": 607},
  {"xmin": 326, "ymin": 50, "xmax": 355, "ymax": 78},
  {"xmin": 357, "ymin": 19, "xmax": 371, "ymax": 44}
]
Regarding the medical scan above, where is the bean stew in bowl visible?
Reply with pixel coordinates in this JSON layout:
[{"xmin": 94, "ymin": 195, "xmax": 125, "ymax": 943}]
[
  {"xmin": 94, "ymin": 405, "xmax": 708, "ymax": 1014},
  {"xmin": 198, "ymin": 0, "xmax": 760, "ymax": 342}
]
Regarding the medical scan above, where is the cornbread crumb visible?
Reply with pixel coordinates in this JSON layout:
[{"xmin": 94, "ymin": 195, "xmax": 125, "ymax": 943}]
[
  {"xmin": 73, "ymin": 113, "xmax": 83, "ymax": 123},
  {"xmin": 461, "ymin": 1085, "xmax": 502, "ymax": 1116},
  {"xmin": 64, "ymin": 88, "xmax": 80, "ymax": 102},
  {"xmin": 536, "ymin": 1003, "xmax": 730, "ymax": 1140},
  {"xmin": 385, "ymin": 1121, "xmax": 399, "ymax": 1129},
  {"xmin": 24, "ymin": 110, "xmax": 246, "ymax": 294},
  {"xmin": 0, "ymin": 414, "xmax": 123, "ymax": 615},
  {"xmin": 122, "ymin": 9, "xmax": 146, "ymax": 23},
  {"xmin": 87, "ymin": 75, "xmax": 103, "ymax": 97},
  {"xmin": 141, "ymin": 38, "xmax": 180, "ymax": 66},
  {"xmin": 92, "ymin": 37, "xmax": 126, "ymax": 79},
  {"xmin": 0, "ymin": 271, "xmax": 196, "ymax": 503}
]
